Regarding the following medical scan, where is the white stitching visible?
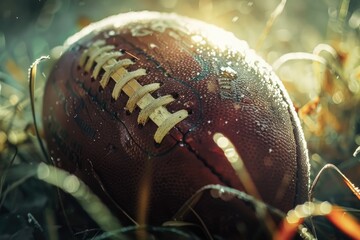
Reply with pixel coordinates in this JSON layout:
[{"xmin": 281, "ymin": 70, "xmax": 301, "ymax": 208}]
[
  {"xmin": 155, "ymin": 109, "xmax": 189, "ymax": 143},
  {"xmin": 79, "ymin": 40, "xmax": 106, "ymax": 66},
  {"xmin": 138, "ymin": 95, "xmax": 175, "ymax": 125},
  {"xmin": 85, "ymin": 45, "xmax": 115, "ymax": 72},
  {"xmin": 78, "ymin": 40, "xmax": 189, "ymax": 143},
  {"xmin": 126, "ymin": 83, "xmax": 160, "ymax": 113},
  {"xmin": 93, "ymin": 52, "xmax": 123, "ymax": 78},
  {"xmin": 112, "ymin": 69, "xmax": 146, "ymax": 100},
  {"xmin": 100, "ymin": 59, "xmax": 134, "ymax": 88}
]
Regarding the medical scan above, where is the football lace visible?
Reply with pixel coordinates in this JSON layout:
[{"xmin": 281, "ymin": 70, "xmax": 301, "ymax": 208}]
[{"xmin": 78, "ymin": 39, "xmax": 188, "ymax": 143}]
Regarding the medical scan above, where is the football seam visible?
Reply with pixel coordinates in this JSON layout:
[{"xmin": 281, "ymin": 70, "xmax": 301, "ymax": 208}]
[
  {"xmin": 78, "ymin": 39, "xmax": 189, "ymax": 143},
  {"xmin": 184, "ymin": 141, "xmax": 233, "ymax": 188},
  {"xmin": 273, "ymin": 79, "xmax": 307, "ymax": 208}
]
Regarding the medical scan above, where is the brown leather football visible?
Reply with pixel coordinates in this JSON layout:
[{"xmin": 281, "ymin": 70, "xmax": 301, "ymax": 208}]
[{"xmin": 42, "ymin": 11, "xmax": 309, "ymax": 237}]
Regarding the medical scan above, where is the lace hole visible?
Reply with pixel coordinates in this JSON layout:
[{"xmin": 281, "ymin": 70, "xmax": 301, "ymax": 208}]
[
  {"xmin": 154, "ymin": 141, "xmax": 161, "ymax": 148},
  {"xmin": 171, "ymin": 92, "xmax": 179, "ymax": 99}
]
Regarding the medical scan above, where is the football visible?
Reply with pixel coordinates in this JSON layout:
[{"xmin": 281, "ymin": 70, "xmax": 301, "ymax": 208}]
[{"xmin": 42, "ymin": 11, "xmax": 310, "ymax": 237}]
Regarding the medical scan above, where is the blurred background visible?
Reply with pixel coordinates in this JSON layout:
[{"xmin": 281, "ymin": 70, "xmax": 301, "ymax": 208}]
[{"xmin": 0, "ymin": 0, "xmax": 359, "ymax": 239}]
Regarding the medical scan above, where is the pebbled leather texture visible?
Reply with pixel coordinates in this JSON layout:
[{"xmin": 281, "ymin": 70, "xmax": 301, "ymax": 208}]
[{"xmin": 42, "ymin": 11, "xmax": 310, "ymax": 237}]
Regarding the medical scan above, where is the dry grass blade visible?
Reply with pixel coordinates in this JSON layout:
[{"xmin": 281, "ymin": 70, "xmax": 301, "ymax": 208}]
[
  {"xmin": 36, "ymin": 163, "xmax": 125, "ymax": 240},
  {"xmin": 256, "ymin": 0, "xmax": 287, "ymax": 50},
  {"xmin": 28, "ymin": 56, "xmax": 50, "ymax": 163},
  {"xmin": 310, "ymin": 164, "xmax": 360, "ymax": 201}
]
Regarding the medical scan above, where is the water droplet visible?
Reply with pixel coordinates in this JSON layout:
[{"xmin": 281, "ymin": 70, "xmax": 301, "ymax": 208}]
[{"xmin": 149, "ymin": 43, "xmax": 158, "ymax": 48}]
